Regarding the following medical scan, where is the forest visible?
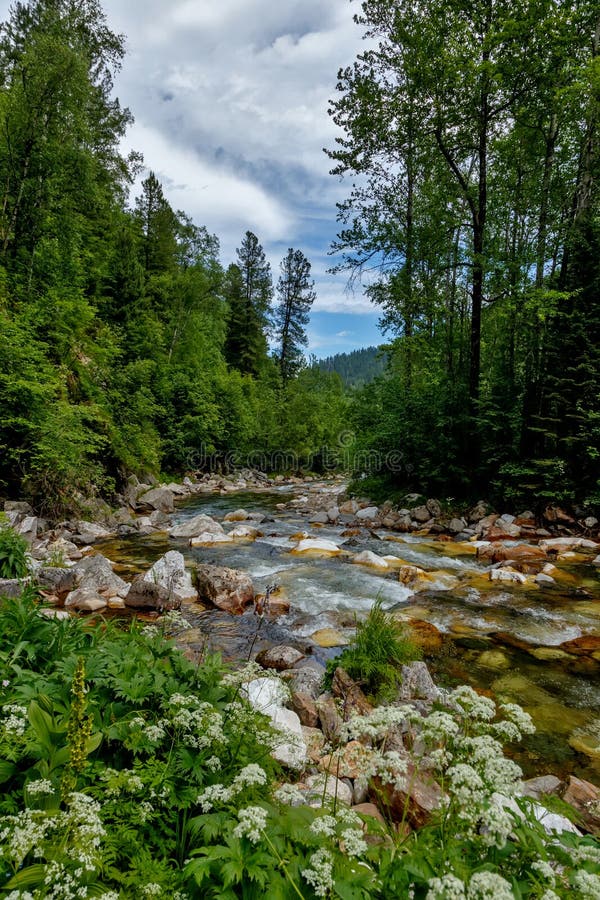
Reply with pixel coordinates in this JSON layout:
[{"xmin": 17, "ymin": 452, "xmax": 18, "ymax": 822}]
[{"xmin": 0, "ymin": 0, "xmax": 598, "ymax": 513}]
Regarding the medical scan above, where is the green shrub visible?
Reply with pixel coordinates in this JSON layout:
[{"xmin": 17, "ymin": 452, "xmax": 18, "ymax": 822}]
[
  {"xmin": 0, "ymin": 522, "xmax": 29, "ymax": 578},
  {"xmin": 327, "ymin": 599, "xmax": 421, "ymax": 702}
]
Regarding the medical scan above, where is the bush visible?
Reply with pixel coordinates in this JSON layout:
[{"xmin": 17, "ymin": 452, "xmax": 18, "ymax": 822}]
[
  {"xmin": 327, "ymin": 599, "xmax": 421, "ymax": 702},
  {"xmin": 0, "ymin": 522, "xmax": 29, "ymax": 578}
]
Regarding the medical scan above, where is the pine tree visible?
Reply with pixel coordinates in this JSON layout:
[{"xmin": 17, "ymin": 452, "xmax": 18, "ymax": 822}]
[
  {"xmin": 224, "ymin": 231, "xmax": 272, "ymax": 375},
  {"xmin": 273, "ymin": 248, "xmax": 315, "ymax": 382}
]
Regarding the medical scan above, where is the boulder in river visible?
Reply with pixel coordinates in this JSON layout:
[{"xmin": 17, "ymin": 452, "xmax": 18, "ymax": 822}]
[
  {"xmin": 64, "ymin": 589, "xmax": 108, "ymax": 612},
  {"xmin": 142, "ymin": 550, "xmax": 197, "ymax": 603},
  {"xmin": 138, "ymin": 487, "xmax": 175, "ymax": 514},
  {"xmin": 352, "ymin": 550, "xmax": 389, "ymax": 569},
  {"xmin": 195, "ymin": 563, "xmax": 254, "ymax": 614},
  {"xmin": 125, "ymin": 575, "xmax": 180, "ymax": 611},
  {"xmin": 223, "ymin": 508, "xmax": 249, "ymax": 522},
  {"xmin": 170, "ymin": 513, "xmax": 224, "ymax": 539},
  {"xmin": 291, "ymin": 538, "xmax": 342, "ymax": 557},
  {"xmin": 72, "ymin": 554, "xmax": 130, "ymax": 598},
  {"xmin": 256, "ymin": 645, "xmax": 305, "ymax": 670},
  {"xmin": 562, "ymin": 776, "xmax": 600, "ymax": 832}
]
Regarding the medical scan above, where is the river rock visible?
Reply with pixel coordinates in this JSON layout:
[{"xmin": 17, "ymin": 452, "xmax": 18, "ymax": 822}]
[
  {"xmin": 309, "ymin": 511, "xmax": 329, "ymax": 525},
  {"xmin": 195, "ymin": 564, "xmax": 254, "ymax": 614},
  {"xmin": 477, "ymin": 649, "xmax": 511, "ymax": 669},
  {"xmin": 138, "ymin": 487, "xmax": 175, "ymax": 513},
  {"xmin": 447, "ymin": 517, "xmax": 466, "ymax": 535},
  {"xmin": 15, "ymin": 516, "xmax": 38, "ymax": 544},
  {"xmin": 142, "ymin": 551, "xmax": 197, "ymax": 603},
  {"xmin": 223, "ymin": 509, "xmax": 249, "ymax": 521},
  {"xmin": 286, "ymin": 663, "xmax": 325, "ymax": 699},
  {"xmin": 228, "ymin": 524, "xmax": 262, "ymax": 539},
  {"xmin": 559, "ymin": 635, "xmax": 600, "ymax": 656},
  {"xmin": 356, "ymin": 506, "xmax": 380, "ymax": 521},
  {"xmin": 332, "ymin": 667, "xmax": 373, "ymax": 717},
  {"xmin": 311, "ymin": 627, "xmax": 349, "ymax": 648},
  {"xmin": 593, "ymin": 555, "xmax": 600, "ymax": 567},
  {"xmin": 71, "ymin": 521, "xmax": 112, "ymax": 545},
  {"xmin": 398, "ymin": 661, "xmax": 439, "ymax": 702},
  {"xmin": 489, "ymin": 567, "xmax": 527, "ymax": 584},
  {"xmin": 291, "ymin": 539, "xmax": 342, "ymax": 557},
  {"xmin": 562, "ymin": 776, "xmax": 600, "ymax": 832},
  {"xmin": 371, "ymin": 765, "xmax": 443, "ymax": 828},
  {"xmin": 149, "ymin": 509, "xmax": 171, "ymax": 528},
  {"xmin": 306, "ymin": 773, "xmax": 353, "ymax": 807},
  {"xmin": 535, "ymin": 573, "xmax": 555, "ymax": 586},
  {"xmin": 352, "ymin": 551, "xmax": 389, "ymax": 569},
  {"xmin": 245, "ymin": 677, "xmax": 306, "ymax": 769},
  {"xmin": 290, "ymin": 692, "xmax": 319, "ymax": 728},
  {"xmin": 326, "ymin": 505, "xmax": 340, "ymax": 523},
  {"xmin": 125, "ymin": 576, "xmax": 180, "ymax": 611},
  {"xmin": 316, "ymin": 696, "xmax": 343, "ymax": 742},
  {"xmin": 540, "ymin": 537, "xmax": 598, "ymax": 552},
  {"xmin": 583, "ymin": 517, "xmax": 598, "ymax": 529},
  {"xmin": 37, "ymin": 567, "xmax": 77, "ymax": 594},
  {"xmin": 64, "ymin": 589, "xmax": 107, "ymax": 612},
  {"xmin": 256, "ymin": 645, "xmax": 305, "ymax": 670},
  {"xmin": 495, "ymin": 793, "xmax": 581, "ymax": 836},
  {"xmin": 318, "ymin": 741, "xmax": 374, "ymax": 780},
  {"xmin": 339, "ymin": 499, "xmax": 359, "ymax": 515},
  {"xmin": 169, "ymin": 514, "xmax": 224, "ymax": 539},
  {"xmin": 426, "ymin": 499, "xmax": 442, "ymax": 518},
  {"xmin": 190, "ymin": 532, "xmax": 234, "ymax": 546},
  {"xmin": 543, "ymin": 506, "xmax": 575, "ymax": 525},
  {"xmin": 4, "ymin": 500, "xmax": 33, "ymax": 515},
  {"xmin": 398, "ymin": 565, "xmax": 432, "ymax": 586},
  {"xmin": 521, "ymin": 775, "xmax": 563, "ymax": 799},
  {"xmin": 0, "ymin": 578, "xmax": 27, "ymax": 599},
  {"xmin": 478, "ymin": 543, "xmax": 546, "ymax": 564},
  {"xmin": 404, "ymin": 619, "xmax": 443, "ymax": 653},
  {"xmin": 72, "ymin": 554, "xmax": 130, "ymax": 598},
  {"xmin": 411, "ymin": 505, "xmax": 432, "ymax": 523},
  {"xmin": 486, "ymin": 523, "xmax": 522, "ymax": 540}
]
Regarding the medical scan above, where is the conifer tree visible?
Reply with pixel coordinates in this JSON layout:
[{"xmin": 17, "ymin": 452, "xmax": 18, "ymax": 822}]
[
  {"xmin": 273, "ymin": 248, "xmax": 315, "ymax": 382},
  {"xmin": 224, "ymin": 231, "xmax": 272, "ymax": 375}
]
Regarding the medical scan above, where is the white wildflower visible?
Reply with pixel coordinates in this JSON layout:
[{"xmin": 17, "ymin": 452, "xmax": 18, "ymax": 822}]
[
  {"xmin": 311, "ymin": 815, "xmax": 338, "ymax": 837},
  {"xmin": 426, "ymin": 874, "xmax": 467, "ymax": 899},
  {"xmin": 196, "ymin": 784, "xmax": 232, "ymax": 812},
  {"xmin": 232, "ymin": 763, "xmax": 267, "ymax": 791},
  {"xmin": 302, "ymin": 848, "xmax": 335, "ymax": 897},
  {"xmin": 340, "ymin": 828, "xmax": 367, "ymax": 858},
  {"xmin": 467, "ymin": 871, "xmax": 514, "ymax": 899},
  {"xmin": 141, "ymin": 884, "xmax": 163, "ymax": 897},
  {"xmin": 233, "ymin": 805, "xmax": 267, "ymax": 843},
  {"xmin": 2, "ymin": 703, "xmax": 28, "ymax": 736},
  {"xmin": 273, "ymin": 783, "xmax": 305, "ymax": 806},
  {"xmin": 144, "ymin": 724, "xmax": 166, "ymax": 742},
  {"xmin": 450, "ymin": 686, "xmax": 496, "ymax": 722},
  {"xmin": 499, "ymin": 703, "xmax": 535, "ymax": 735},
  {"xmin": 531, "ymin": 859, "xmax": 556, "ymax": 883},
  {"xmin": 26, "ymin": 779, "xmax": 54, "ymax": 796},
  {"xmin": 478, "ymin": 798, "xmax": 514, "ymax": 848},
  {"xmin": 573, "ymin": 870, "xmax": 600, "ymax": 899}
]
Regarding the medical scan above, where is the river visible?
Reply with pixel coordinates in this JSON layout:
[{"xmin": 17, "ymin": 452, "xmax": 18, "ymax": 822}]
[{"xmin": 98, "ymin": 484, "xmax": 600, "ymax": 783}]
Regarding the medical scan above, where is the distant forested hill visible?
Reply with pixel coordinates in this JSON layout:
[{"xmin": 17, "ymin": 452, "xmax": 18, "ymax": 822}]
[{"xmin": 316, "ymin": 346, "xmax": 388, "ymax": 387}]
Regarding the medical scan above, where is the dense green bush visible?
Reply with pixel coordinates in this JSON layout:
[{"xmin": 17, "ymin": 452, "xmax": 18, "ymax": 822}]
[
  {"xmin": 327, "ymin": 600, "xmax": 421, "ymax": 702},
  {"xmin": 0, "ymin": 522, "xmax": 29, "ymax": 578}
]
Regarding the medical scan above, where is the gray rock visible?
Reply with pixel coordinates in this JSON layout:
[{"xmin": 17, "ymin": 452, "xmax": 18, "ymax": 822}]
[
  {"xmin": 521, "ymin": 775, "xmax": 563, "ymax": 799},
  {"xmin": 535, "ymin": 573, "xmax": 555, "ymax": 585},
  {"xmin": 593, "ymin": 555, "xmax": 600, "ymax": 567},
  {"xmin": 4, "ymin": 500, "xmax": 34, "ymax": 515},
  {"xmin": 356, "ymin": 506, "xmax": 379, "ymax": 520},
  {"xmin": 149, "ymin": 509, "xmax": 171, "ymax": 528},
  {"xmin": 398, "ymin": 661, "xmax": 439, "ymax": 703},
  {"xmin": 498, "ymin": 513, "xmax": 516, "ymax": 525},
  {"xmin": 309, "ymin": 511, "xmax": 329, "ymax": 525},
  {"xmin": 411, "ymin": 505, "xmax": 431, "ymax": 523},
  {"xmin": 426, "ymin": 499, "xmax": 442, "ymax": 518},
  {"xmin": 72, "ymin": 554, "xmax": 130, "ymax": 598},
  {"xmin": 169, "ymin": 514, "xmax": 224, "ymax": 539},
  {"xmin": 584, "ymin": 516, "xmax": 599, "ymax": 529},
  {"xmin": 326, "ymin": 505, "xmax": 340, "ymax": 523},
  {"xmin": 37, "ymin": 567, "xmax": 77, "ymax": 594},
  {"xmin": 195, "ymin": 564, "xmax": 254, "ymax": 614},
  {"xmin": 64, "ymin": 589, "xmax": 108, "ymax": 612},
  {"xmin": 16, "ymin": 516, "xmax": 38, "ymax": 544},
  {"xmin": 306, "ymin": 773, "xmax": 353, "ymax": 807},
  {"xmin": 0, "ymin": 578, "xmax": 27, "ymax": 599},
  {"xmin": 256, "ymin": 645, "xmax": 305, "ymax": 670},
  {"xmin": 447, "ymin": 517, "xmax": 466, "ymax": 535},
  {"xmin": 71, "ymin": 521, "xmax": 113, "ymax": 545},
  {"xmin": 125, "ymin": 575, "xmax": 180, "ymax": 611},
  {"xmin": 138, "ymin": 487, "xmax": 175, "ymax": 513},
  {"xmin": 143, "ymin": 551, "xmax": 197, "ymax": 603},
  {"xmin": 286, "ymin": 663, "xmax": 325, "ymax": 699}
]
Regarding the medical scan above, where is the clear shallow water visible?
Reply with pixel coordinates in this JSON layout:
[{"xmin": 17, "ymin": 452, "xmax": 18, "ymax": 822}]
[{"xmin": 100, "ymin": 487, "xmax": 600, "ymax": 782}]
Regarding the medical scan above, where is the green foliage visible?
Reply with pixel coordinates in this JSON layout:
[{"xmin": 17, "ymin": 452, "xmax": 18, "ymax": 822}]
[
  {"xmin": 327, "ymin": 600, "xmax": 421, "ymax": 702},
  {"xmin": 0, "ymin": 522, "xmax": 28, "ymax": 578}
]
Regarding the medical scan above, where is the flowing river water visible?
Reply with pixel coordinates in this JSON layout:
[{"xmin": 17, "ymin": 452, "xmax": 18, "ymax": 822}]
[{"xmin": 98, "ymin": 484, "xmax": 600, "ymax": 784}]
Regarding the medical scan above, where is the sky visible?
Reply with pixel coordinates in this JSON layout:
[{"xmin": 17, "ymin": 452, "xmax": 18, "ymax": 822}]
[{"xmin": 0, "ymin": 0, "xmax": 385, "ymax": 357}]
